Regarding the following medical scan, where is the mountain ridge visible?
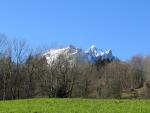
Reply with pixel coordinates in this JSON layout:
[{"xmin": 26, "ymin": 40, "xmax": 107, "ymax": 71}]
[{"xmin": 43, "ymin": 45, "xmax": 118, "ymax": 64}]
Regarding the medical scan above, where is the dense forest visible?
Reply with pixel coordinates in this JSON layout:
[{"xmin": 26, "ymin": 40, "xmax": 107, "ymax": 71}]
[{"xmin": 0, "ymin": 35, "xmax": 150, "ymax": 100}]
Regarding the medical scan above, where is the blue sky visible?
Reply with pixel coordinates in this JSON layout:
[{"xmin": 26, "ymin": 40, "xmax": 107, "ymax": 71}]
[{"xmin": 0, "ymin": 0, "xmax": 150, "ymax": 60}]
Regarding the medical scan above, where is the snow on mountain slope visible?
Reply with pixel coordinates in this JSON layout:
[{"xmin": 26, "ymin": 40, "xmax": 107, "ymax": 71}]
[
  {"xmin": 43, "ymin": 45, "xmax": 116, "ymax": 64},
  {"xmin": 85, "ymin": 45, "xmax": 113, "ymax": 62}
]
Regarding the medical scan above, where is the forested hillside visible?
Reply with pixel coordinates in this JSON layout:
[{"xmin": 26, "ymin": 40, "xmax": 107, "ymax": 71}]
[{"xmin": 0, "ymin": 35, "xmax": 150, "ymax": 100}]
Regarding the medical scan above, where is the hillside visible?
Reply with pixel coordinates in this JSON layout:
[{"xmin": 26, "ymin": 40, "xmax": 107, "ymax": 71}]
[{"xmin": 0, "ymin": 37, "xmax": 148, "ymax": 100}]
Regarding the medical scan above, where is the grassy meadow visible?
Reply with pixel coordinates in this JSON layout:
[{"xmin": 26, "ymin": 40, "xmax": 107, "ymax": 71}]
[{"xmin": 0, "ymin": 98, "xmax": 150, "ymax": 113}]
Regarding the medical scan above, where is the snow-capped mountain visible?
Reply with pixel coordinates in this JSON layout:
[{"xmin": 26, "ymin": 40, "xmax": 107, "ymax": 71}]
[{"xmin": 43, "ymin": 45, "xmax": 117, "ymax": 64}]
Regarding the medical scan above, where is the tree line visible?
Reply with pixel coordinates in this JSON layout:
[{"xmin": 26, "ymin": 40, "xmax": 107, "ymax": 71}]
[{"xmin": 0, "ymin": 35, "xmax": 150, "ymax": 100}]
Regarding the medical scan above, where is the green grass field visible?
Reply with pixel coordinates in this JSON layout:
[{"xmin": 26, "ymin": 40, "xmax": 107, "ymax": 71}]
[{"xmin": 0, "ymin": 98, "xmax": 150, "ymax": 113}]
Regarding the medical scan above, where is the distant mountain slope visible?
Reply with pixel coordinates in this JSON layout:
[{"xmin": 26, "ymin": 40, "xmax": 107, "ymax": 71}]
[{"xmin": 43, "ymin": 45, "xmax": 118, "ymax": 64}]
